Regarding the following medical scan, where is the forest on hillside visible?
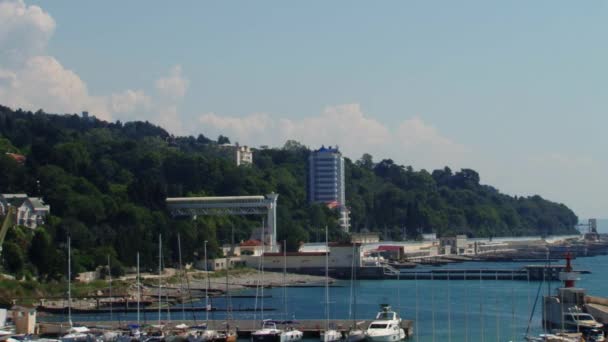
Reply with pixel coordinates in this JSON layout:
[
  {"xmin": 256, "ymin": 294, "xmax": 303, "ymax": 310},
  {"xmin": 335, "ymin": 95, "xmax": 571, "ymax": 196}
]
[{"xmin": 0, "ymin": 106, "xmax": 578, "ymax": 280}]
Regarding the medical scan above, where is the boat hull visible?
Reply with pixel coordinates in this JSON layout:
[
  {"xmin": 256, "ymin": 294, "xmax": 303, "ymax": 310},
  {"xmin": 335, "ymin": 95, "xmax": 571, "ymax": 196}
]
[
  {"xmin": 251, "ymin": 332, "xmax": 281, "ymax": 342},
  {"xmin": 366, "ymin": 329, "xmax": 405, "ymax": 342},
  {"xmin": 280, "ymin": 330, "xmax": 303, "ymax": 342},
  {"xmin": 319, "ymin": 330, "xmax": 342, "ymax": 342},
  {"xmin": 346, "ymin": 330, "xmax": 366, "ymax": 342}
]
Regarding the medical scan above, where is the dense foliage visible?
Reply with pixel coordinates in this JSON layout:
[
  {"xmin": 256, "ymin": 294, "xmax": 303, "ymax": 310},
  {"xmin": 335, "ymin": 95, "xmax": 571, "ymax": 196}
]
[{"xmin": 0, "ymin": 106, "xmax": 578, "ymax": 279}]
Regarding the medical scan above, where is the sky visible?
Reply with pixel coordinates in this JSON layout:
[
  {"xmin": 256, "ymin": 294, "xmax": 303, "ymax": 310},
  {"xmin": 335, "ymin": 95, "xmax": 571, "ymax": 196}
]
[{"xmin": 0, "ymin": 0, "xmax": 607, "ymax": 218}]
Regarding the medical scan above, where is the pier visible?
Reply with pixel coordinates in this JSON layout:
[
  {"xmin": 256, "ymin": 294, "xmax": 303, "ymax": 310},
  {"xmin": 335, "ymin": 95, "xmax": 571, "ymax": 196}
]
[
  {"xmin": 382, "ymin": 265, "xmax": 591, "ymax": 281},
  {"xmin": 38, "ymin": 319, "xmax": 415, "ymax": 338}
]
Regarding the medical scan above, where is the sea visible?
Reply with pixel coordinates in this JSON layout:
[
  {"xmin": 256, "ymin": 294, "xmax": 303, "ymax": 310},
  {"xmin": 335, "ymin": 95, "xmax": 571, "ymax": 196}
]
[{"xmin": 43, "ymin": 254, "xmax": 608, "ymax": 342}]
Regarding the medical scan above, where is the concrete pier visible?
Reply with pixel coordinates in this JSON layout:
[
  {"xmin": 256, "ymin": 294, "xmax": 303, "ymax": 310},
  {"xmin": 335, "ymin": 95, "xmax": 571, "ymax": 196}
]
[{"xmin": 38, "ymin": 319, "xmax": 414, "ymax": 338}]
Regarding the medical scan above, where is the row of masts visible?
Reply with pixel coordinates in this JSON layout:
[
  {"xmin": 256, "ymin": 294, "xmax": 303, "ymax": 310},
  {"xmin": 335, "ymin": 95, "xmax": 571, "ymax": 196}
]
[{"xmin": 65, "ymin": 231, "xmax": 220, "ymax": 330}]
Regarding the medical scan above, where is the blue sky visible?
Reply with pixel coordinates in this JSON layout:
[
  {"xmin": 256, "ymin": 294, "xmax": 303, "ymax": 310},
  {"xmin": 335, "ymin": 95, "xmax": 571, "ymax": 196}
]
[{"xmin": 1, "ymin": 0, "xmax": 607, "ymax": 218}]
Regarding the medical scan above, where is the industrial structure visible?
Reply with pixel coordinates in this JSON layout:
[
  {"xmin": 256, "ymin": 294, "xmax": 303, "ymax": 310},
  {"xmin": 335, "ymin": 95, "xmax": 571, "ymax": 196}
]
[{"xmin": 166, "ymin": 193, "xmax": 279, "ymax": 252}]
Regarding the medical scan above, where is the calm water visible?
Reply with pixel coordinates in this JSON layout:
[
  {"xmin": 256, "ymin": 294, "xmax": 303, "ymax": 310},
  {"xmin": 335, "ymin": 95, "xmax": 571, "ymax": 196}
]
[{"xmin": 48, "ymin": 255, "xmax": 608, "ymax": 342}]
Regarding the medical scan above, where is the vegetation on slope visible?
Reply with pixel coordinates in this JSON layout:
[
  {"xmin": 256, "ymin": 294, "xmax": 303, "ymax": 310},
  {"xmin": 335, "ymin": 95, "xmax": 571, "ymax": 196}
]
[{"xmin": 0, "ymin": 106, "xmax": 578, "ymax": 280}]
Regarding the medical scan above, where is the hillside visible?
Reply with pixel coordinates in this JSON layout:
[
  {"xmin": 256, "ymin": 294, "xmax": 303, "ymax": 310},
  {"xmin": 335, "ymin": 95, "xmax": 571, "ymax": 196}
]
[{"xmin": 0, "ymin": 106, "xmax": 578, "ymax": 279}]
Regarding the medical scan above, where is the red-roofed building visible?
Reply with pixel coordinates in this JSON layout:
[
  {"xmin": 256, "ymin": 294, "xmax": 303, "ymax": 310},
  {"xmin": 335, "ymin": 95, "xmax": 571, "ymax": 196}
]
[
  {"xmin": 5, "ymin": 153, "xmax": 26, "ymax": 165},
  {"xmin": 239, "ymin": 239, "xmax": 264, "ymax": 256}
]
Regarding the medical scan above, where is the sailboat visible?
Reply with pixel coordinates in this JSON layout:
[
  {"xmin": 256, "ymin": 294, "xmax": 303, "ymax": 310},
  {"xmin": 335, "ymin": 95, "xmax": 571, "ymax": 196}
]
[
  {"xmin": 117, "ymin": 253, "xmax": 143, "ymax": 342},
  {"xmin": 61, "ymin": 237, "xmax": 95, "ymax": 342},
  {"xmin": 143, "ymin": 235, "xmax": 165, "ymax": 342},
  {"xmin": 346, "ymin": 243, "xmax": 365, "ymax": 342},
  {"xmin": 222, "ymin": 227, "xmax": 237, "ymax": 342},
  {"xmin": 279, "ymin": 240, "xmax": 303, "ymax": 342},
  {"xmin": 320, "ymin": 227, "xmax": 341, "ymax": 342},
  {"xmin": 188, "ymin": 240, "xmax": 221, "ymax": 342},
  {"xmin": 252, "ymin": 220, "xmax": 284, "ymax": 342}
]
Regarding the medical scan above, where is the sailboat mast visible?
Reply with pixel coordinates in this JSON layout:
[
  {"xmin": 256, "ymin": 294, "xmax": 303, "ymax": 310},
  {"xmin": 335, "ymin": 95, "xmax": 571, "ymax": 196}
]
[
  {"xmin": 283, "ymin": 240, "xmax": 287, "ymax": 321},
  {"xmin": 226, "ymin": 228, "xmax": 232, "ymax": 322},
  {"xmin": 108, "ymin": 255, "xmax": 113, "ymax": 322},
  {"xmin": 178, "ymin": 233, "xmax": 185, "ymax": 321},
  {"xmin": 137, "ymin": 252, "xmax": 140, "ymax": 326},
  {"xmin": 325, "ymin": 226, "xmax": 329, "ymax": 332},
  {"xmin": 68, "ymin": 236, "xmax": 72, "ymax": 327},
  {"xmin": 204, "ymin": 240, "xmax": 209, "ymax": 324},
  {"xmin": 260, "ymin": 217, "xmax": 265, "ymax": 319},
  {"xmin": 349, "ymin": 243, "xmax": 355, "ymax": 325},
  {"xmin": 158, "ymin": 234, "xmax": 162, "ymax": 327}
]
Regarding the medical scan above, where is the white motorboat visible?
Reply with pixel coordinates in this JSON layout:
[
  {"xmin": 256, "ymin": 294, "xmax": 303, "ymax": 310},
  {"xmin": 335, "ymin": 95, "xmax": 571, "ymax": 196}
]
[
  {"xmin": 319, "ymin": 329, "xmax": 341, "ymax": 342},
  {"xmin": 251, "ymin": 320, "xmax": 282, "ymax": 342},
  {"xmin": 60, "ymin": 327, "xmax": 95, "ymax": 342},
  {"xmin": 346, "ymin": 327, "xmax": 366, "ymax": 342},
  {"xmin": 280, "ymin": 326, "xmax": 303, "ymax": 342},
  {"xmin": 365, "ymin": 305, "xmax": 405, "ymax": 342}
]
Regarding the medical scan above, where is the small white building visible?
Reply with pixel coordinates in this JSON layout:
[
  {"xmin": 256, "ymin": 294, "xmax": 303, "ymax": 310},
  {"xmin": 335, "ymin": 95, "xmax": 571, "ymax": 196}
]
[
  {"xmin": 243, "ymin": 243, "xmax": 361, "ymax": 270},
  {"xmin": 219, "ymin": 143, "xmax": 253, "ymax": 166},
  {"xmin": 0, "ymin": 194, "xmax": 50, "ymax": 229},
  {"xmin": 350, "ymin": 232, "xmax": 380, "ymax": 244}
]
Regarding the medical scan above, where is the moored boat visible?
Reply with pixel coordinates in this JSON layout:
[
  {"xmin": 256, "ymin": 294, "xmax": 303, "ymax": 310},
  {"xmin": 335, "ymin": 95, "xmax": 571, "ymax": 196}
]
[{"xmin": 365, "ymin": 305, "xmax": 405, "ymax": 342}]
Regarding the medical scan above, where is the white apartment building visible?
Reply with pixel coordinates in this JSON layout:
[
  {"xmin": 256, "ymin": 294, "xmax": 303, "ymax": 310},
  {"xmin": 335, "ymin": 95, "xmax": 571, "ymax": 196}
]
[{"xmin": 308, "ymin": 146, "xmax": 350, "ymax": 232}]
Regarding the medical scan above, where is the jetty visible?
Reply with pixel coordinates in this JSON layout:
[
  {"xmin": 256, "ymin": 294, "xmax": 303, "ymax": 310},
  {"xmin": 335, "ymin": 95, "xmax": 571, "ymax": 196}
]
[
  {"xmin": 381, "ymin": 264, "xmax": 590, "ymax": 281},
  {"xmin": 38, "ymin": 319, "xmax": 415, "ymax": 338}
]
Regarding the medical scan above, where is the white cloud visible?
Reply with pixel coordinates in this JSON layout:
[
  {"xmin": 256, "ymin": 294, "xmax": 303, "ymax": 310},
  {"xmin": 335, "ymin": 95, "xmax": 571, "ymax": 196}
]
[
  {"xmin": 155, "ymin": 106, "xmax": 184, "ymax": 135},
  {"xmin": 111, "ymin": 89, "xmax": 151, "ymax": 114},
  {"xmin": 0, "ymin": 0, "xmax": 55, "ymax": 65},
  {"xmin": 155, "ymin": 65, "xmax": 189, "ymax": 100},
  {"xmin": 0, "ymin": 55, "xmax": 111, "ymax": 119},
  {"xmin": 197, "ymin": 104, "xmax": 467, "ymax": 170},
  {"xmin": 0, "ymin": 1, "xmax": 188, "ymax": 126}
]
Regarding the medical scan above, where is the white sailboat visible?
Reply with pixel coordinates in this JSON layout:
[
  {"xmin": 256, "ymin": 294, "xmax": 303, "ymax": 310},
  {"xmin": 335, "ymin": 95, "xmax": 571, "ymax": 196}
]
[
  {"xmin": 279, "ymin": 240, "xmax": 303, "ymax": 342},
  {"xmin": 365, "ymin": 305, "xmax": 405, "ymax": 342},
  {"xmin": 346, "ymin": 243, "xmax": 365, "ymax": 342},
  {"xmin": 61, "ymin": 237, "xmax": 95, "ymax": 342},
  {"xmin": 252, "ymin": 220, "xmax": 283, "ymax": 342},
  {"xmin": 143, "ymin": 235, "xmax": 165, "ymax": 342},
  {"xmin": 222, "ymin": 227, "xmax": 237, "ymax": 342},
  {"xmin": 320, "ymin": 227, "xmax": 341, "ymax": 342},
  {"xmin": 188, "ymin": 240, "xmax": 220, "ymax": 342}
]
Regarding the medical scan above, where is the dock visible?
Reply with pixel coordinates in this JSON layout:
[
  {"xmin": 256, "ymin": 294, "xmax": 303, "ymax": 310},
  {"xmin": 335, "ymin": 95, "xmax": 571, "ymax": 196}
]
[
  {"xmin": 38, "ymin": 319, "xmax": 414, "ymax": 338},
  {"xmin": 383, "ymin": 265, "xmax": 591, "ymax": 281}
]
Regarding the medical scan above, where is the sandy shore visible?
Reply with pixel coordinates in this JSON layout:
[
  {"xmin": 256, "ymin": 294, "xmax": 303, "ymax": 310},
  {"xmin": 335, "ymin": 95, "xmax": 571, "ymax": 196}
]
[{"xmin": 201, "ymin": 270, "xmax": 330, "ymax": 291}]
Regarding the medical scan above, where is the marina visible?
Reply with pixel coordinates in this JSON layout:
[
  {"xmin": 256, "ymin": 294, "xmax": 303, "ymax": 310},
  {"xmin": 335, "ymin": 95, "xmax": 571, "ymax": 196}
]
[{"xmin": 15, "ymin": 254, "xmax": 606, "ymax": 341}]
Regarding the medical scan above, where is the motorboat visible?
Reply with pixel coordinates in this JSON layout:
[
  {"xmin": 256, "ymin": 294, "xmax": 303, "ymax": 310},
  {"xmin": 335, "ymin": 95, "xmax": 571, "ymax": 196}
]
[
  {"xmin": 187, "ymin": 325, "xmax": 221, "ymax": 342},
  {"xmin": 276, "ymin": 321, "xmax": 302, "ymax": 342},
  {"xmin": 251, "ymin": 320, "xmax": 282, "ymax": 342},
  {"xmin": 319, "ymin": 328, "xmax": 341, "ymax": 342},
  {"xmin": 346, "ymin": 327, "xmax": 366, "ymax": 342},
  {"xmin": 562, "ymin": 312, "xmax": 603, "ymax": 331},
  {"xmin": 525, "ymin": 333, "xmax": 583, "ymax": 342},
  {"xmin": 60, "ymin": 327, "xmax": 96, "ymax": 342},
  {"xmin": 116, "ymin": 324, "xmax": 142, "ymax": 342},
  {"xmin": 365, "ymin": 305, "xmax": 405, "ymax": 342},
  {"xmin": 280, "ymin": 327, "xmax": 302, "ymax": 342}
]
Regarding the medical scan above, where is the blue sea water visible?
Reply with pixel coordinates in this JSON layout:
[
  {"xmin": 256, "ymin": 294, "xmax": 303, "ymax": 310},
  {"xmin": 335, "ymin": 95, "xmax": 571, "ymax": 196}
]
[{"xmin": 51, "ymin": 255, "xmax": 608, "ymax": 342}]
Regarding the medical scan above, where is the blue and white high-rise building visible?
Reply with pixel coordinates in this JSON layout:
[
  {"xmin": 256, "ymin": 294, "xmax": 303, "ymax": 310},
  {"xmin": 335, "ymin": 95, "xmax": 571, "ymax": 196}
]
[{"xmin": 308, "ymin": 146, "xmax": 350, "ymax": 232}]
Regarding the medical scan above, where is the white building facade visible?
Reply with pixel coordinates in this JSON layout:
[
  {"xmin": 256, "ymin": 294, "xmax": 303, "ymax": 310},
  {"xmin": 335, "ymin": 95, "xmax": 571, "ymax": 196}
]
[
  {"xmin": 220, "ymin": 143, "xmax": 253, "ymax": 166},
  {"xmin": 308, "ymin": 146, "xmax": 350, "ymax": 232}
]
